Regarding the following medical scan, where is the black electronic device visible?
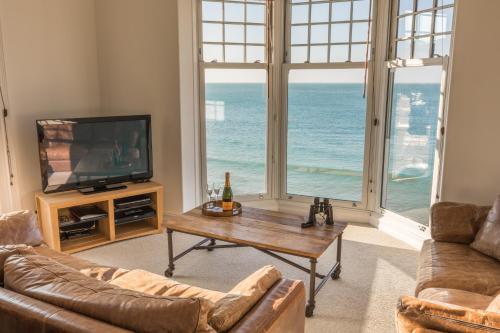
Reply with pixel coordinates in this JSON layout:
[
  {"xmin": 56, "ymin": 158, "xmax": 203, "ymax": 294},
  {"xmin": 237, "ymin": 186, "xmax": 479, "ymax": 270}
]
[
  {"xmin": 69, "ymin": 205, "xmax": 108, "ymax": 222},
  {"xmin": 115, "ymin": 206, "xmax": 156, "ymax": 226},
  {"xmin": 301, "ymin": 197, "xmax": 334, "ymax": 228},
  {"xmin": 114, "ymin": 194, "xmax": 153, "ymax": 211},
  {"xmin": 36, "ymin": 115, "xmax": 153, "ymax": 194}
]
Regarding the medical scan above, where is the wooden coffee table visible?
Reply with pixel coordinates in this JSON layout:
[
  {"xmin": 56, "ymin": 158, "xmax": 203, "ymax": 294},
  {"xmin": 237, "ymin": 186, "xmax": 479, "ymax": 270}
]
[{"xmin": 165, "ymin": 206, "xmax": 347, "ymax": 317}]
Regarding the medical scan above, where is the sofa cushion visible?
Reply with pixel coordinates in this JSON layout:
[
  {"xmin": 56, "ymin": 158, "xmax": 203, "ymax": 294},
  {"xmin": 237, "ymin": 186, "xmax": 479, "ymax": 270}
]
[
  {"xmin": 418, "ymin": 288, "xmax": 494, "ymax": 310},
  {"xmin": 0, "ymin": 211, "xmax": 43, "ymax": 246},
  {"xmin": 210, "ymin": 265, "xmax": 282, "ymax": 332},
  {"xmin": 488, "ymin": 294, "xmax": 500, "ymax": 313},
  {"xmin": 4, "ymin": 255, "xmax": 214, "ymax": 333},
  {"xmin": 471, "ymin": 195, "xmax": 500, "ymax": 260},
  {"xmin": 109, "ymin": 269, "xmax": 225, "ymax": 304},
  {"xmin": 416, "ymin": 240, "xmax": 500, "ymax": 296},
  {"xmin": 0, "ymin": 245, "xmax": 36, "ymax": 285}
]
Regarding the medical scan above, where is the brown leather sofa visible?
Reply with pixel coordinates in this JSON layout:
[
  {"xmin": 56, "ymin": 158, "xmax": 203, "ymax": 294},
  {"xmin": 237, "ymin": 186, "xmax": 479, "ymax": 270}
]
[
  {"xmin": 396, "ymin": 202, "xmax": 500, "ymax": 333},
  {"xmin": 0, "ymin": 211, "xmax": 306, "ymax": 333}
]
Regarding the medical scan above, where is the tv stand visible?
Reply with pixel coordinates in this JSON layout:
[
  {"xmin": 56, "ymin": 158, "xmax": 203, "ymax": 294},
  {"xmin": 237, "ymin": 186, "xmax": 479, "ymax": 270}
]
[{"xmin": 78, "ymin": 183, "xmax": 128, "ymax": 195}]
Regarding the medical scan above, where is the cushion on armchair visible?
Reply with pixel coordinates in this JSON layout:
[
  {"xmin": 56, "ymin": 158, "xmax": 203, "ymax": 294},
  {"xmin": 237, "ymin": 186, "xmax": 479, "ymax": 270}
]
[
  {"xmin": 0, "ymin": 245, "xmax": 36, "ymax": 285},
  {"xmin": 0, "ymin": 211, "xmax": 43, "ymax": 246},
  {"xmin": 471, "ymin": 195, "xmax": 500, "ymax": 260}
]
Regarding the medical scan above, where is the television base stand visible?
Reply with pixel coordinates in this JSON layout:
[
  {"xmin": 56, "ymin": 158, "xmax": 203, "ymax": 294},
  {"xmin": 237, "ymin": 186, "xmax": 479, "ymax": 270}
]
[{"xmin": 78, "ymin": 183, "xmax": 127, "ymax": 195}]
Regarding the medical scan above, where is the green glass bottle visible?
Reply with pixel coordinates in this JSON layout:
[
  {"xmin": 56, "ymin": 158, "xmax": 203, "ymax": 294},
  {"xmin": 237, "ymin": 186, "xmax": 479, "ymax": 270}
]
[{"xmin": 222, "ymin": 172, "xmax": 233, "ymax": 211}]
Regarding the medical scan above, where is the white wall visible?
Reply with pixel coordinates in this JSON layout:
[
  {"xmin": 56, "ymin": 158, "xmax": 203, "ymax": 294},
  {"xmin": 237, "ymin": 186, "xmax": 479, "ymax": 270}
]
[
  {"xmin": 441, "ymin": 0, "xmax": 500, "ymax": 206},
  {"xmin": 0, "ymin": 0, "xmax": 101, "ymax": 210},
  {"xmin": 95, "ymin": 0, "xmax": 183, "ymax": 213}
]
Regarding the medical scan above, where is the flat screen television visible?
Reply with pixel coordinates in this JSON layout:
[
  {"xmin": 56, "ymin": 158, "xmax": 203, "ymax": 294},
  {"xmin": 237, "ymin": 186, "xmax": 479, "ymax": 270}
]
[{"xmin": 37, "ymin": 115, "xmax": 153, "ymax": 194}]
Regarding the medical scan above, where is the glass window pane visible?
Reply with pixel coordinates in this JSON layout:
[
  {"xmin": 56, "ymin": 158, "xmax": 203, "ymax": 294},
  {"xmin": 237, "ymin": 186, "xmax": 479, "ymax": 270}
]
[
  {"xmin": 433, "ymin": 34, "xmax": 451, "ymax": 57},
  {"xmin": 291, "ymin": 46, "xmax": 308, "ymax": 63},
  {"xmin": 311, "ymin": 3, "xmax": 330, "ymax": 23},
  {"xmin": 310, "ymin": 45, "xmax": 328, "ymax": 63},
  {"xmin": 352, "ymin": 22, "xmax": 369, "ymax": 42},
  {"xmin": 382, "ymin": 66, "xmax": 443, "ymax": 225},
  {"xmin": 417, "ymin": 0, "xmax": 433, "ymax": 11},
  {"xmin": 331, "ymin": 23, "xmax": 350, "ymax": 43},
  {"xmin": 414, "ymin": 37, "xmax": 431, "ymax": 58},
  {"xmin": 225, "ymin": 24, "xmax": 244, "ymax": 43},
  {"xmin": 438, "ymin": 0, "xmax": 454, "ymax": 6},
  {"xmin": 435, "ymin": 7, "xmax": 454, "ymax": 33},
  {"xmin": 291, "ymin": 25, "xmax": 309, "ymax": 44},
  {"xmin": 247, "ymin": 25, "xmax": 265, "ymax": 44},
  {"xmin": 203, "ymin": 23, "xmax": 223, "ymax": 42},
  {"xmin": 399, "ymin": 0, "xmax": 414, "ymax": 15},
  {"xmin": 247, "ymin": 4, "xmax": 265, "ymax": 23},
  {"xmin": 203, "ymin": 44, "xmax": 223, "ymax": 62},
  {"xmin": 246, "ymin": 45, "xmax": 265, "ymax": 63},
  {"xmin": 330, "ymin": 44, "xmax": 349, "ymax": 62},
  {"xmin": 225, "ymin": 45, "xmax": 244, "ymax": 62},
  {"xmin": 415, "ymin": 12, "xmax": 433, "ymax": 36},
  {"xmin": 332, "ymin": 1, "xmax": 351, "ymax": 22},
  {"xmin": 205, "ymin": 69, "xmax": 267, "ymax": 195},
  {"xmin": 351, "ymin": 44, "xmax": 369, "ymax": 62},
  {"xmin": 287, "ymin": 69, "xmax": 367, "ymax": 201},
  {"xmin": 291, "ymin": 4, "xmax": 309, "ymax": 24},
  {"xmin": 397, "ymin": 16, "xmax": 413, "ymax": 38},
  {"xmin": 310, "ymin": 24, "xmax": 329, "ymax": 44},
  {"xmin": 353, "ymin": 0, "xmax": 371, "ymax": 20},
  {"xmin": 202, "ymin": 1, "xmax": 222, "ymax": 21},
  {"xmin": 224, "ymin": 3, "xmax": 245, "ymax": 22},
  {"xmin": 396, "ymin": 40, "xmax": 412, "ymax": 59}
]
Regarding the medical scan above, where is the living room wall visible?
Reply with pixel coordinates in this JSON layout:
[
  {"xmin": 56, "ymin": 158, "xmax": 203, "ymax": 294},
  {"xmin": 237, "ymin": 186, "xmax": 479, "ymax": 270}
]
[
  {"xmin": 441, "ymin": 0, "xmax": 500, "ymax": 206},
  {"xmin": 0, "ymin": 0, "xmax": 101, "ymax": 210}
]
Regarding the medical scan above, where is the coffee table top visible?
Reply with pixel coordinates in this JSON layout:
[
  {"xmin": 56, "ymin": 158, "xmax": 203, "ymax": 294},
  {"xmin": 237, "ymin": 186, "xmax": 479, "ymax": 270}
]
[{"xmin": 166, "ymin": 206, "xmax": 347, "ymax": 259}]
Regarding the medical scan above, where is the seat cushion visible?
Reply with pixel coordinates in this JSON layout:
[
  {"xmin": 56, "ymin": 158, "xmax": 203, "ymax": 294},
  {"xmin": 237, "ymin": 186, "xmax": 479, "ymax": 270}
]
[
  {"xmin": 4, "ymin": 255, "xmax": 214, "ymax": 333},
  {"xmin": 0, "ymin": 245, "xmax": 36, "ymax": 285},
  {"xmin": 418, "ymin": 288, "xmax": 494, "ymax": 310},
  {"xmin": 471, "ymin": 195, "xmax": 500, "ymax": 260},
  {"xmin": 488, "ymin": 294, "xmax": 500, "ymax": 313},
  {"xmin": 0, "ymin": 211, "xmax": 43, "ymax": 246},
  {"xmin": 416, "ymin": 240, "xmax": 500, "ymax": 296}
]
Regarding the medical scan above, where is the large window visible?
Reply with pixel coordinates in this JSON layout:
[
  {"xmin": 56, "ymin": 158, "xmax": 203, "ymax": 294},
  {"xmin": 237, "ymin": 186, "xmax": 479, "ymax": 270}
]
[
  {"xmin": 381, "ymin": 0, "xmax": 455, "ymax": 225},
  {"xmin": 199, "ymin": 0, "xmax": 269, "ymax": 196}
]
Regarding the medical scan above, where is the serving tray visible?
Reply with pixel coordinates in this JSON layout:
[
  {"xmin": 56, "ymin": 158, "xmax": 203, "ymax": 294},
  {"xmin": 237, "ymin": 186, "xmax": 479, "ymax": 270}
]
[{"xmin": 201, "ymin": 200, "xmax": 242, "ymax": 217}]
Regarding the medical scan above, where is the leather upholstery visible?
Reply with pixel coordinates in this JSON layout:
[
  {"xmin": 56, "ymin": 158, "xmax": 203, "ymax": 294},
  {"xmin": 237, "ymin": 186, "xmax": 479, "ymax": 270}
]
[
  {"xmin": 228, "ymin": 279, "xmax": 305, "ymax": 333},
  {"xmin": 0, "ymin": 245, "xmax": 36, "ymax": 284},
  {"xmin": 4, "ymin": 255, "xmax": 210, "ymax": 333},
  {"xmin": 0, "ymin": 210, "xmax": 43, "ymax": 246},
  {"xmin": 471, "ymin": 195, "xmax": 500, "ymax": 260},
  {"xmin": 430, "ymin": 202, "xmax": 491, "ymax": 244},
  {"xmin": 418, "ymin": 288, "xmax": 494, "ymax": 310},
  {"xmin": 416, "ymin": 240, "xmax": 500, "ymax": 296}
]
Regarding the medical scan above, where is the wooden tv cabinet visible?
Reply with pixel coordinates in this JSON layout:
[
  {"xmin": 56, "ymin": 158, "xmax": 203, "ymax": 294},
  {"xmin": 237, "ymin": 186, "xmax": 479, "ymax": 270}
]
[{"xmin": 35, "ymin": 182, "xmax": 164, "ymax": 253}]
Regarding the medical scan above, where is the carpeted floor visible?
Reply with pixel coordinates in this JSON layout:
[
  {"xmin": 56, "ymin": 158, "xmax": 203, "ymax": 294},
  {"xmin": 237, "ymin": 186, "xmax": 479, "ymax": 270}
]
[{"xmin": 75, "ymin": 223, "xmax": 418, "ymax": 333}]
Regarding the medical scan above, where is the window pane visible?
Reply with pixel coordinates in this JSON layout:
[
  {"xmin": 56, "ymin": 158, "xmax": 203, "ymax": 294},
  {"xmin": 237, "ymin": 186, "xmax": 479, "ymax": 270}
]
[
  {"xmin": 225, "ymin": 24, "xmax": 244, "ymax": 43},
  {"xmin": 247, "ymin": 25, "xmax": 265, "ymax": 44},
  {"xmin": 247, "ymin": 4, "xmax": 265, "ymax": 23},
  {"xmin": 397, "ymin": 16, "xmax": 413, "ymax": 38},
  {"xmin": 352, "ymin": 22, "xmax": 369, "ymax": 42},
  {"xmin": 225, "ymin": 45, "xmax": 244, "ymax": 62},
  {"xmin": 205, "ymin": 69, "xmax": 267, "ymax": 195},
  {"xmin": 382, "ymin": 66, "xmax": 443, "ymax": 225},
  {"xmin": 352, "ymin": 0, "xmax": 371, "ymax": 20},
  {"xmin": 310, "ymin": 24, "xmax": 329, "ymax": 44},
  {"xmin": 331, "ymin": 23, "xmax": 350, "ymax": 43},
  {"xmin": 291, "ymin": 25, "xmax": 309, "ymax": 44},
  {"xmin": 438, "ymin": 0, "xmax": 454, "ymax": 6},
  {"xmin": 396, "ymin": 39, "xmax": 412, "ymax": 59},
  {"xmin": 433, "ymin": 34, "xmax": 451, "ymax": 57},
  {"xmin": 435, "ymin": 7, "xmax": 454, "ymax": 33},
  {"xmin": 287, "ymin": 69, "xmax": 367, "ymax": 201},
  {"xmin": 203, "ymin": 44, "xmax": 223, "ymax": 62},
  {"xmin": 311, "ymin": 3, "xmax": 330, "ymax": 23},
  {"xmin": 291, "ymin": 4, "xmax": 309, "ymax": 24},
  {"xmin": 225, "ymin": 3, "xmax": 245, "ymax": 22},
  {"xmin": 203, "ymin": 23, "xmax": 223, "ymax": 42},
  {"xmin": 332, "ymin": 1, "xmax": 351, "ymax": 22},
  {"xmin": 351, "ymin": 44, "xmax": 369, "ymax": 62},
  {"xmin": 415, "ymin": 12, "xmax": 433, "ymax": 36},
  {"xmin": 310, "ymin": 45, "xmax": 328, "ymax": 63},
  {"xmin": 414, "ymin": 37, "xmax": 431, "ymax": 58},
  {"xmin": 417, "ymin": 0, "xmax": 433, "ymax": 11},
  {"xmin": 399, "ymin": 0, "xmax": 414, "ymax": 15},
  {"xmin": 247, "ymin": 45, "xmax": 265, "ymax": 63},
  {"xmin": 330, "ymin": 44, "xmax": 349, "ymax": 62},
  {"xmin": 202, "ymin": 1, "xmax": 222, "ymax": 21},
  {"xmin": 291, "ymin": 46, "xmax": 308, "ymax": 63}
]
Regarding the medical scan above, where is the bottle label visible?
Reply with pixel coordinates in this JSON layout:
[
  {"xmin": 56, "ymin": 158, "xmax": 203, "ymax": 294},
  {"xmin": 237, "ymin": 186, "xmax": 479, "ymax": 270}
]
[{"xmin": 222, "ymin": 201, "xmax": 233, "ymax": 211}]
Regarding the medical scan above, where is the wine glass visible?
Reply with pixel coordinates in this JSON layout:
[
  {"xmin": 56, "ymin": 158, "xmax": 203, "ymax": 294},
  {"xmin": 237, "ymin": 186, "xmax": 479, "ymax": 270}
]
[
  {"xmin": 213, "ymin": 183, "xmax": 221, "ymax": 202},
  {"xmin": 206, "ymin": 184, "xmax": 214, "ymax": 203}
]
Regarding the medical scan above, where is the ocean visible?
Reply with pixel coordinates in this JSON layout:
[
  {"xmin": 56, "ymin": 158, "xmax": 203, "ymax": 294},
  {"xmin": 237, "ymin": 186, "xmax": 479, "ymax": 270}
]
[{"xmin": 205, "ymin": 82, "xmax": 440, "ymax": 225}]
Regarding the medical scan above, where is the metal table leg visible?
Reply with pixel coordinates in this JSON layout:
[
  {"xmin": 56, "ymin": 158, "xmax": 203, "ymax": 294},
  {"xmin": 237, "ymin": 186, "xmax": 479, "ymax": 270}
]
[
  {"xmin": 164, "ymin": 229, "xmax": 175, "ymax": 277},
  {"xmin": 331, "ymin": 233, "xmax": 342, "ymax": 280},
  {"xmin": 305, "ymin": 258, "xmax": 317, "ymax": 317},
  {"xmin": 207, "ymin": 238, "xmax": 216, "ymax": 251}
]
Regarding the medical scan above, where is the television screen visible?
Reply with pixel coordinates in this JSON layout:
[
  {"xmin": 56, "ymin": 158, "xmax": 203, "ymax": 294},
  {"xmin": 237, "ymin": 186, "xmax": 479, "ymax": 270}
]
[{"xmin": 37, "ymin": 115, "xmax": 152, "ymax": 193}]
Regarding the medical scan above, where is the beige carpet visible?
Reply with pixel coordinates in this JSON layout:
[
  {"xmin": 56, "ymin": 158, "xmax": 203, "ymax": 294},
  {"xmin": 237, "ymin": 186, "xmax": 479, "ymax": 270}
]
[{"xmin": 75, "ymin": 223, "xmax": 418, "ymax": 333}]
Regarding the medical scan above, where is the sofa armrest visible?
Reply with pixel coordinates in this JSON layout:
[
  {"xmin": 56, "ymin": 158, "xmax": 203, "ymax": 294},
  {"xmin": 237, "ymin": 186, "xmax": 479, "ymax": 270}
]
[
  {"xmin": 430, "ymin": 202, "xmax": 491, "ymax": 244},
  {"xmin": 396, "ymin": 296, "xmax": 500, "ymax": 333},
  {"xmin": 0, "ymin": 288, "xmax": 132, "ymax": 333},
  {"xmin": 229, "ymin": 279, "xmax": 305, "ymax": 333}
]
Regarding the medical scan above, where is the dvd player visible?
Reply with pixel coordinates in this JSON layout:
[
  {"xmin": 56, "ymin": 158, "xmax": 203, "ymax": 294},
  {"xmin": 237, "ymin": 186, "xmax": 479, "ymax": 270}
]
[
  {"xmin": 115, "ymin": 206, "xmax": 156, "ymax": 225},
  {"xmin": 115, "ymin": 195, "xmax": 153, "ymax": 211}
]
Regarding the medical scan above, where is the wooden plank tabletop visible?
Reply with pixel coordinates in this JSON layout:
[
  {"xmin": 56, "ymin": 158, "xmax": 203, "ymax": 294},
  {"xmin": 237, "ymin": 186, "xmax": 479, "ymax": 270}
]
[{"xmin": 166, "ymin": 206, "xmax": 347, "ymax": 259}]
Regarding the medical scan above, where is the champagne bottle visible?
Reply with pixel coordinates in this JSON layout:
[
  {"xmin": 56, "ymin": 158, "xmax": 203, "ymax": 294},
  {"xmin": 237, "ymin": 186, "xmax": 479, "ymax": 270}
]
[{"xmin": 222, "ymin": 172, "xmax": 233, "ymax": 211}]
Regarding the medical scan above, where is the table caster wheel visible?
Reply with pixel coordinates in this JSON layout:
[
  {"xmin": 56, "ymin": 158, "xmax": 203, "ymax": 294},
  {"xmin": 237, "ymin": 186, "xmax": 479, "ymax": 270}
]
[
  {"xmin": 305, "ymin": 304, "xmax": 315, "ymax": 317},
  {"xmin": 164, "ymin": 268, "xmax": 174, "ymax": 278},
  {"xmin": 331, "ymin": 267, "xmax": 341, "ymax": 280}
]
